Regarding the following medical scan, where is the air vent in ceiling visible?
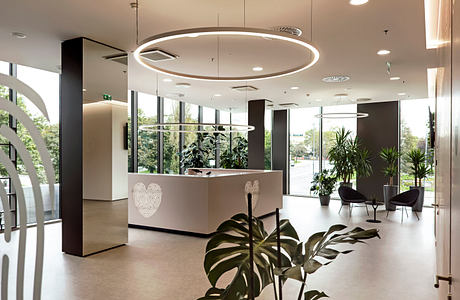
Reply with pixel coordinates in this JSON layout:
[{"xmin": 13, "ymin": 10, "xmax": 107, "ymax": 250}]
[
  {"xmin": 356, "ymin": 98, "xmax": 372, "ymax": 102},
  {"xmin": 141, "ymin": 49, "xmax": 178, "ymax": 62},
  {"xmin": 104, "ymin": 53, "xmax": 128, "ymax": 65},
  {"xmin": 231, "ymin": 85, "xmax": 259, "ymax": 92},
  {"xmin": 272, "ymin": 26, "xmax": 303, "ymax": 37},
  {"xmin": 279, "ymin": 103, "xmax": 299, "ymax": 108}
]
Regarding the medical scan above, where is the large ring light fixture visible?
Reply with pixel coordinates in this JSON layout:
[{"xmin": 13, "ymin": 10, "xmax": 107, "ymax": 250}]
[
  {"xmin": 133, "ymin": 27, "xmax": 320, "ymax": 82},
  {"xmin": 315, "ymin": 112, "xmax": 369, "ymax": 119},
  {"xmin": 140, "ymin": 123, "xmax": 255, "ymax": 133}
]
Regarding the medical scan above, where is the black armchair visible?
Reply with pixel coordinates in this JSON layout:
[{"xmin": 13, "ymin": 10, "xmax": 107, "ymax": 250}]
[
  {"xmin": 338, "ymin": 186, "xmax": 369, "ymax": 216},
  {"xmin": 386, "ymin": 189, "xmax": 420, "ymax": 223}
]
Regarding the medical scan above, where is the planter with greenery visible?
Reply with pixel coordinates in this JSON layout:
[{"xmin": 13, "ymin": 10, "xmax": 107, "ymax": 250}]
[
  {"xmin": 198, "ymin": 213, "xmax": 380, "ymax": 300},
  {"xmin": 180, "ymin": 133, "xmax": 218, "ymax": 170},
  {"xmin": 310, "ymin": 169, "xmax": 337, "ymax": 206},
  {"xmin": 220, "ymin": 136, "xmax": 248, "ymax": 169},
  {"xmin": 328, "ymin": 128, "xmax": 372, "ymax": 200},
  {"xmin": 380, "ymin": 147, "xmax": 400, "ymax": 211},
  {"xmin": 407, "ymin": 149, "xmax": 432, "ymax": 212}
]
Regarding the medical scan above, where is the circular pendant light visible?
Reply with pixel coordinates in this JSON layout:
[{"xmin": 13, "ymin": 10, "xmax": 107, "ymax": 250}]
[
  {"xmin": 140, "ymin": 123, "xmax": 255, "ymax": 133},
  {"xmin": 315, "ymin": 112, "xmax": 369, "ymax": 119},
  {"xmin": 133, "ymin": 27, "xmax": 320, "ymax": 82}
]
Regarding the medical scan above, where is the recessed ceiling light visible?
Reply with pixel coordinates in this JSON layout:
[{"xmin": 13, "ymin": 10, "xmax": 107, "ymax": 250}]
[
  {"xmin": 252, "ymin": 66, "xmax": 263, "ymax": 72},
  {"xmin": 82, "ymin": 88, "xmax": 87, "ymax": 92},
  {"xmin": 11, "ymin": 32, "xmax": 27, "ymax": 39},
  {"xmin": 163, "ymin": 78, "xmax": 172, "ymax": 82},
  {"xmin": 398, "ymin": 92, "xmax": 406, "ymax": 96},
  {"xmin": 390, "ymin": 76, "xmax": 401, "ymax": 80},
  {"xmin": 335, "ymin": 93, "xmax": 349, "ymax": 98},
  {"xmin": 377, "ymin": 49, "xmax": 391, "ymax": 55},
  {"xmin": 176, "ymin": 83, "xmax": 191, "ymax": 88},
  {"xmin": 350, "ymin": 0, "xmax": 369, "ymax": 5},
  {"xmin": 322, "ymin": 75, "xmax": 350, "ymax": 83},
  {"xmin": 214, "ymin": 94, "xmax": 222, "ymax": 97},
  {"xmin": 291, "ymin": 86, "xmax": 300, "ymax": 90},
  {"xmin": 315, "ymin": 99, "xmax": 322, "ymax": 102}
]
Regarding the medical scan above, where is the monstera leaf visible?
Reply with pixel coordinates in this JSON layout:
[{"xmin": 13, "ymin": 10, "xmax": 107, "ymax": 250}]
[
  {"xmin": 198, "ymin": 213, "xmax": 299, "ymax": 300},
  {"xmin": 276, "ymin": 224, "xmax": 380, "ymax": 299}
]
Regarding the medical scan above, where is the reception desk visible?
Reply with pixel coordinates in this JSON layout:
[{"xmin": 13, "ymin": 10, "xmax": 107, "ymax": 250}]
[{"xmin": 128, "ymin": 169, "xmax": 283, "ymax": 235}]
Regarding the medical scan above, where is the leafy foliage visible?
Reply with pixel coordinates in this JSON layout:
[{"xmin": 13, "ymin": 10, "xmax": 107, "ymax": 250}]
[
  {"xmin": 220, "ymin": 136, "xmax": 248, "ymax": 169},
  {"xmin": 310, "ymin": 169, "xmax": 337, "ymax": 196},
  {"xmin": 181, "ymin": 133, "xmax": 221, "ymax": 169},
  {"xmin": 380, "ymin": 147, "xmax": 400, "ymax": 185},
  {"xmin": 199, "ymin": 213, "xmax": 380, "ymax": 300},
  {"xmin": 327, "ymin": 127, "xmax": 372, "ymax": 183},
  {"xmin": 199, "ymin": 213, "xmax": 299, "ymax": 300},
  {"xmin": 407, "ymin": 149, "xmax": 432, "ymax": 187}
]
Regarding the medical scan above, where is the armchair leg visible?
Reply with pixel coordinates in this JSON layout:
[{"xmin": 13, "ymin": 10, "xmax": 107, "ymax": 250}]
[
  {"xmin": 405, "ymin": 207, "xmax": 409, "ymax": 218},
  {"xmin": 386, "ymin": 210, "xmax": 390, "ymax": 218},
  {"xmin": 365, "ymin": 204, "xmax": 369, "ymax": 216},
  {"xmin": 339, "ymin": 204, "xmax": 343, "ymax": 214},
  {"xmin": 401, "ymin": 207, "xmax": 404, "ymax": 224},
  {"xmin": 414, "ymin": 211, "xmax": 420, "ymax": 221}
]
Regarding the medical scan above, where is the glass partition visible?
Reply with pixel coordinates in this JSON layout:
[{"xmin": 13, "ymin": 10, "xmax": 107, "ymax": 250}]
[
  {"xmin": 265, "ymin": 109, "xmax": 272, "ymax": 170},
  {"xmin": 400, "ymin": 99, "xmax": 435, "ymax": 205},
  {"xmin": 164, "ymin": 98, "xmax": 180, "ymax": 173},
  {"xmin": 289, "ymin": 107, "xmax": 321, "ymax": 196},
  {"xmin": 137, "ymin": 92, "xmax": 158, "ymax": 173}
]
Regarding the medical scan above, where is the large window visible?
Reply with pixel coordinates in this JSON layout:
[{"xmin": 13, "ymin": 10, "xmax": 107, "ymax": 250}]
[
  {"xmin": 137, "ymin": 92, "xmax": 158, "ymax": 173},
  {"xmin": 203, "ymin": 107, "xmax": 216, "ymax": 167},
  {"xmin": 265, "ymin": 110, "xmax": 272, "ymax": 170},
  {"xmin": 163, "ymin": 98, "xmax": 180, "ymax": 174},
  {"xmin": 400, "ymin": 99, "xmax": 435, "ymax": 205},
  {"xmin": 289, "ymin": 107, "xmax": 321, "ymax": 196}
]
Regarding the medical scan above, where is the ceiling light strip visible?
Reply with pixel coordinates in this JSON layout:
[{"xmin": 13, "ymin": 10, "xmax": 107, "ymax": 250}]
[
  {"xmin": 133, "ymin": 27, "xmax": 320, "ymax": 82},
  {"xmin": 140, "ymin": 123, "xmax": 255, "ymax": 133}
]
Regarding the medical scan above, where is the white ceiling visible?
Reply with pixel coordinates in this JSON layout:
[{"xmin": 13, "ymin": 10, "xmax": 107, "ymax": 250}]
[{"xmin": 0, "ymin": 0, "xmax": 436, "ymax": 112}]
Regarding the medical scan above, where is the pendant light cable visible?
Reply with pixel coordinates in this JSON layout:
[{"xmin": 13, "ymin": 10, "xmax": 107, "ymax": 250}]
[{"xmin": 131, "ymin": 0, "xmax": 140, "ymax": 45}]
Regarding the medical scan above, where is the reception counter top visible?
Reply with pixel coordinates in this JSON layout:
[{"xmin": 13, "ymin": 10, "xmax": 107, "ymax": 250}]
[{"xmin": 128, "ymin": 169, "xmax": 283, "ymax": 235}]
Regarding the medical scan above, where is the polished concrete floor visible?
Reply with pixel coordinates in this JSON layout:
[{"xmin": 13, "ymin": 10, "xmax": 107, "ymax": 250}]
[{"xmin": 4, "ymin": 197, "xmax": 437, "ymax": 299}]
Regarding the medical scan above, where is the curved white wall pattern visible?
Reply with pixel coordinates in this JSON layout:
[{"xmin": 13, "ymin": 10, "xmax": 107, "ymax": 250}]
[
  {"xmin": 133, "ymin": 182, "xmax": 162, "ymax": 218},
  {"xmin": 245, "ymin": 180, "xmax": 260, "ymax": 211},
  {"xmin": 0, "ymin": 74, "xmax": 55, "ymax": 300}
]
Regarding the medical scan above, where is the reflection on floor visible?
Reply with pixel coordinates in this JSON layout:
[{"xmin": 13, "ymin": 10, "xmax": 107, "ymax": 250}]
[{"xmin": 6, "ymin": 197, "xmax": 436, "ymax": 299}]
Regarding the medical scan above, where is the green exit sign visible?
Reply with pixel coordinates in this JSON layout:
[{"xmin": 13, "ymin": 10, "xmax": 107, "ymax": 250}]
[{"xmin": 103, "ymin": 94, "xmax": 112, "ymax": 100}]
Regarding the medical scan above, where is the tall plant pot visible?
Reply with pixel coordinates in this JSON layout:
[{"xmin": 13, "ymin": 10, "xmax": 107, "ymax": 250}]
[
  {"xmin": 383, "ymin": 185, "xmax": 398, "ymax": 211},
  {"xmin": 319, "ymin": 195, "xmax": 331, "ymax": 206},
  {"xmin": 339, "ymin": 182, "xmax": 352, "ymax": 205},
  {"xmin": 410, "ymin": 186, "xmax": 425, "ymax": 212}
]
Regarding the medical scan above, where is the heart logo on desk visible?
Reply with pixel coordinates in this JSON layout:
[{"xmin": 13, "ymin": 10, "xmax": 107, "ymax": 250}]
[
  {"xmin": 133, "ymin": 182, "xmax": 162, "ymax": 218},
  {"xmin": 245, "ymin": 180, "xmax": 259, "ymax": 211}
]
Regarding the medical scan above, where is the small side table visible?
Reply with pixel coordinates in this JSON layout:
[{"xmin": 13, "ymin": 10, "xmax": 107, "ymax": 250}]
[{"xmin": 365, "ymin": 200, "xmax": 384, "ymax": 223}]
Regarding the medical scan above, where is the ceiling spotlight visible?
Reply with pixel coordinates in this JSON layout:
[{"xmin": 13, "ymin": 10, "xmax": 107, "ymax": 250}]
[
  {"xmin": 350, "ymin": 0, "xmax": 369, "ymax": 5},
  {"xmin": 82, "ymin": 88, "xmax": 87, "ymax": 92},
  {"xmin": 390, "ymin": 76, "xmax": 400, "ymax": 81},
  {"xmin": 377, "ymin": 49, "xmax": 391, "ymax": 55},
  {"xmin": 252, "ymin": 66, "xmax": 263, "ymax": 72},
  {"xmin": 176, "ymin": 83, "xmax": 191, "ymax": 88},
  {"xmin": 163, "ymin": 78, "xmax": 172, "ymax": 82},
  {"xmin": 315, "ymin": 99, "xmax": 322, "ymax": 102},
  {"xmin": 214, "ymin": 94, "xmax": 222, "ymax": 97},
  {"xmin": 398, "ymin": 92, "xmax": 406, "ymax": 96},
  {"xmin": 11, "ymin": 32, "xmax": 27, "ymax": 39},
  {"xmin": 322, "ymin": 75, "xmax": 350, "ymax": 83},
  {"xmin": 291, "ymin": 86, "xmax": 300, "ymax": 90},
  {"xmin": 335, "ymin": 93, "xmax": 349, "ymax": 99}
]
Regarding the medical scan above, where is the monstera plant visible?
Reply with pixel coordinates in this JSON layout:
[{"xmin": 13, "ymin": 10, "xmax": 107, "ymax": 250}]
[{"xmin": 198, "ymin": 214, "xmax": 380, "ymax": 300}]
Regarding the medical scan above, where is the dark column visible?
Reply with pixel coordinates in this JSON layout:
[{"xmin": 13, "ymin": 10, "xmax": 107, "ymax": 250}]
[
  {"xmin": 215, "ymin": 110, "xmax": 221, "ymax": 168},
  {"xmin": 179, "ymin": 101, "xmax": 185, "ymax": 174},
  {"xmin": 60, "ymin": 38, "xmax": 84, "ymax": 256},
  {"xmin": 130, "ymin": 91, "xmax": 138, "ymax": 173},
  {"xmin": 272, "ymin": 110, "xmax": 289, "ymax": 194},
  {"xmin": 157, "ymin": 97, "xmax": 164, "ymax": 173},
  {"xmin": 356, "ymin": 101, "xmax": 399, "ymax": 199},
  {"xmin": 248, "ymin": 100, "xmax": 265, "ymax": 169}
]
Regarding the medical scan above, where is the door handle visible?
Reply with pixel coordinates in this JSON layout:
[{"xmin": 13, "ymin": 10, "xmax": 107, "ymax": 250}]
[
  {"xmin": 434, "ymin": 274, "xmax": 452, "ymax": 288},
  {"xmin": 432, "ymin": 204, "xmax": 440, "ymax": 208}
]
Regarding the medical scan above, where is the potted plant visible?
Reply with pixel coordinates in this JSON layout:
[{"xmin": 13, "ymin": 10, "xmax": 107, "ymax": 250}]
[
  {"xmin": 328, "ymin": 127, "xmax": 372, "ymax": 196},
  {"xmin": 407, "ymin": 149, "xmax": 432, "ymax": 212},
  {"xmin": 380, "ymin": 147, "xmax": 400, "ymax": 211},
  {"xmin": 310, "ymin": 169, "xmax": 337, "ymax": 206}
]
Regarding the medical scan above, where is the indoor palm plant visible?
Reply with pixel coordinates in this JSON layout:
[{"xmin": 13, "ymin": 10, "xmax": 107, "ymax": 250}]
[
  {"xmin": 328, "ymin": 128, "xmax": 372, "ymax": 188},
  {"xmin": 380, "ymin": 147, "xmax": 400, "ymax": 210},
  {"xmin": 407, "ymin": 149, "xmax": 432, "ymax": 212},
  {"xmin": 310, "ymin": 169, "xmax": 337, "ymax": 206},
  {"xmin": 198, "ymin": 213, "xmax": 380, "ymax": 300}
]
